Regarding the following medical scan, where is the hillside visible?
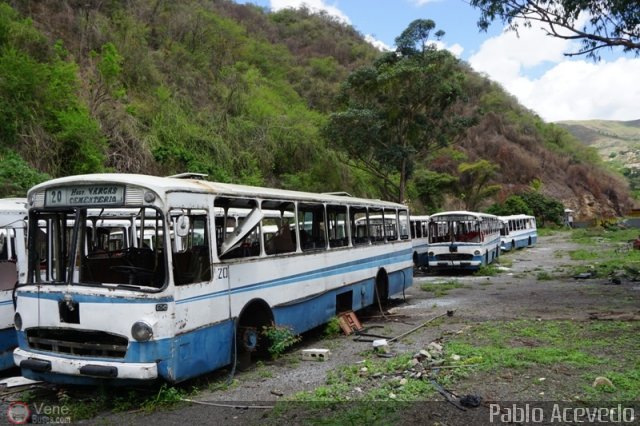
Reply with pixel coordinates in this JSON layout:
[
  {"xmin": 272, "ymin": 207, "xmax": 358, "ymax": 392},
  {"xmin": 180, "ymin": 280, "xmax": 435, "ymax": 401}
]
[
  {"xmin": 557, "ymin": 119, "xmax": 640, "ymax": 199},
  {"xmin": 0, "ymin": 0, "xmax": 632, "ymax": 220}
]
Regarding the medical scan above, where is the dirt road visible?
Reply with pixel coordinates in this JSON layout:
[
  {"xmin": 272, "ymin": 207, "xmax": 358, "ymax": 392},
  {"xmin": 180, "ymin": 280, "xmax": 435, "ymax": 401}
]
[{"xmin": 98, "ymin": 231, "xmax": 640, "ymax": 424}]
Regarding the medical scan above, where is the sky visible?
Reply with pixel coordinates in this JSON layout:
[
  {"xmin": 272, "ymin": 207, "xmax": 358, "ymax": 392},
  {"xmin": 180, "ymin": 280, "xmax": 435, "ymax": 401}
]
[{"xmin": 235, "ymin": 0, "xmax": 640, "ymax": 123}]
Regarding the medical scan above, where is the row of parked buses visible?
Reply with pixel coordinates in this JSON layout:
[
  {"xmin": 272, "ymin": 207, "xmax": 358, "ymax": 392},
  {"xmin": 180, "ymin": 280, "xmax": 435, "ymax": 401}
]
[
  {"xmin": 410, "ymin": 212, "xmax": 537, "ymax": 271},
  {"xmin": 0, "ymin": 173, "xmax": 536, "ymax": 385}
]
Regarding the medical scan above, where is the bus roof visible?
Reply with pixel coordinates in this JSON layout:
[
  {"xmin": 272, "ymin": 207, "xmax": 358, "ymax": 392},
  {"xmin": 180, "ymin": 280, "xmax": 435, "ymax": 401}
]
[
  {"xmin": 28, "ymin": 174, "xmax": 407, "ymax": 209},
  {"xmin": 498, "ymin": 214, "xmax": 536, "ymax": 221},
  {"xmin": 429, "ymin": 211, "xmax": 498, "ymax": 220},
  {"xmin": 0, "ymin": 198, "xmax": 28, "ymax": 227}
]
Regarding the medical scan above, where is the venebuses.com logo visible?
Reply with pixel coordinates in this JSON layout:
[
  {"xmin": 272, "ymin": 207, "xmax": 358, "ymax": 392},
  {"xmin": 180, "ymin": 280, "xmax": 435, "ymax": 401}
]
[
  {"xmin": 6, "ymin": 402, "xmax": 30, "ymax": 425},
  {"xmin": 6, "ymin": 401, "xmax": 72, "ymax": 424}
]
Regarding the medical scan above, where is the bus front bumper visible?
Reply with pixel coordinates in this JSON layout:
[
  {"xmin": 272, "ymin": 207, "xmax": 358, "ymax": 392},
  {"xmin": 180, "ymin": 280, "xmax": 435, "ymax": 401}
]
[{"xmin": 14, "ymin": 348, "xmax": 158, "ymax": 380}]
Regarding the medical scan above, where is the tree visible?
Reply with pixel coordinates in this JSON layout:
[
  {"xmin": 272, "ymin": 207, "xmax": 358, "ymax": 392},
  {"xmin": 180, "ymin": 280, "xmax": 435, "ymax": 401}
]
[
  {"xmin": 486, "ymin": 194, "xmax": 533, "ymax": 216},
  {"xmin": 457, "ymin": 160, "xmax": 501, "ymax": 211},
  {"xmin": 324, "ymin": 19, "xmax": 465, "ymax": 202},
  {"xmin": 469, "ymin": 0, "xmax": 640, "ymax": 60},
  {"xmin": 519, "ymin": 191, "xmax": 564, "ymax": 226}
]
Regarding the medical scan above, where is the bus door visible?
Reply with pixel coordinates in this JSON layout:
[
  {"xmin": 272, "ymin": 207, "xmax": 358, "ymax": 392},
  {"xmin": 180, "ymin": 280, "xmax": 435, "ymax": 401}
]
[{"xmin": 170, "ymin": 206, "xmax": 234, "ymax": 376}]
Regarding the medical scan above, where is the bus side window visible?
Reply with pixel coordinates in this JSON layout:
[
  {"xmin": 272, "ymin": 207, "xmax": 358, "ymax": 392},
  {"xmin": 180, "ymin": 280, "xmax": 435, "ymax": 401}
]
[
  {"xmin": 350, "ymin": 208, "xmax": 369, "ymax": 246},
  {"xmin": 298, "ymin": 204, "xmax": 326, "ymax": 251},
  {"xmin": 173, "ymin": 214, "xmax": 211, "ymax": 285},
  {"xmin": 327, "ymin": 205, "xmax": 347, "ymax": 248}
]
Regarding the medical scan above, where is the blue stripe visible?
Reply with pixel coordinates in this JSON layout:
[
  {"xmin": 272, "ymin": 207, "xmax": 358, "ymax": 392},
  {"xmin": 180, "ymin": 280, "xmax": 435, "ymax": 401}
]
[
  {"xmin": 0, "ymin": 327, "xmax": 17, "ymax": 371},
  {"xmin": 176, "ymin": 249, "xmax": 412, "ymax": 305},
  {"xmin": 17, "ymin": 249, "xmax": 411, "ymax": 307},
  {"xmin": 0, "ymin": 299, "xmax": 13, "ymax": 306},
  {"xmin": 17, "ymin": 291, "xmax": 174, "ymax": 304}
]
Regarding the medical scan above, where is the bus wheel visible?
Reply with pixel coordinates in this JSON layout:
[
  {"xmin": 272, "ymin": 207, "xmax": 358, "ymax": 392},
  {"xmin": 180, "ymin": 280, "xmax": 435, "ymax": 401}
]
[
  {"xmin": 374, "ymin": 269, "xmax": 389, "ymax": 309},
  {"xmin": 236, "ymin": 300, "xmax": 273, "ymax": 370}
]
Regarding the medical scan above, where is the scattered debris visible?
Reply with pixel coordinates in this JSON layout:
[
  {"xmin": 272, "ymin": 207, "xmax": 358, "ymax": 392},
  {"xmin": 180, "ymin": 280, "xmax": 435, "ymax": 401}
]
[
  {"xmin": 388, "ymin": 311, "xmax": 451, "ymax": 343},
  {"xmin": 0, "ymin": 377, "xmax": 41, "ymax": 390},
  {"xmin": 372, "ymin": 339, "xmax": 390, "ymax": 354},
  {"xmin": 430, "ymin": 379, "xmax": 466, "ymax": 411},
  {"xmin": 574, "ymin": 271, "xmax": 595, "ymax": 279},
  {"xmin": 592, "ymin": 376, "xmax": 614, "ymax": 388},
  {"xmin": 588, "ymin": 311, "xmax": 640, "ymax": 321},
  {"xmin": 459, "ymin": 394, "xmax": 483, "ymax": 408},
  {"xmin": 301, "ymin": 348, "xmax": 331, "ymax": 361},
  {"xmin": 338, "ymin": 311, "xmax": 363, "ymax": 335}
]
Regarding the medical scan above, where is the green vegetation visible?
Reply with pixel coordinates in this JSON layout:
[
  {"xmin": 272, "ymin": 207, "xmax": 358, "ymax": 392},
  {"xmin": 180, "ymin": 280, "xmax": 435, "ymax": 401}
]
[
  {"xmin": 262, "ymin": 325, "xmax": 302, "ymax": 358},
  {"xmin": 325, "ymin": 19, "xmax": 465, "ymax": 202},
  {"xmin": 487, "ymin": 191, "xmax": 565, "ymax": 226},
  {"xmin": 0, "ymin": 1, "xmax": 628, "ymax": 214},
  {"xmin": 447, "ymin": 320, "xmax": 640, "ymax": 400},
  {"xmin": 568, "ymin": 227, "xmax": 640, "ymax": 278},
  {"xmin": 272, "ymin": 354, "xmax": 438, "ymax": 423},
  {"xmin": 420, "ymin": 280, "xmax": 467, "ymax": 297},
  {"xmin": 323, "ymin": 316, "xmax": 343, "ymax": 337},
  {"xmin": 475, "ymin": 263, "xmax": 500, "ymax": 276}
]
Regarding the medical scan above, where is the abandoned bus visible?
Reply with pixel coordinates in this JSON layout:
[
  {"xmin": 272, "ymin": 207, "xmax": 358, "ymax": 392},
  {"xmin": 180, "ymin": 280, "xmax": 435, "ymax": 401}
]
[
  {"xmin": 14, "ymin": 174, "xmax": 412, "ymax": 384},
  {"xmin": 427, "ymin": 211, "xmax": 501, "ymax": 271},
  {"xmin": 499, "ymin": 214, "xmax": 537, "ymax": 251},
  {"xmin": 0, "ymin": 198, "xmax": 28, "ymax": 370},
  {"xmin": 409, "ymin": 216, "xmax": 429, "ymax": 268}
]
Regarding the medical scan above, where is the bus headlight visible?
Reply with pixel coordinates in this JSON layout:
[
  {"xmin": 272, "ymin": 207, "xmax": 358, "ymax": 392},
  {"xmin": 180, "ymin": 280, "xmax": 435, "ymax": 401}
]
[
  {"xmin": 474, "ymin": 250, "xmax": 481, "ymax": 256},
  {"xmin": 144, "ymin": 191, "xmax": 156, "ymax": 203},
  {"xmin": 131, "ymin": 321, "xmax": 153, "ymax": 342},
  {"xmin": 428, "ymin": 251, "xmax": 434, "ymax": 256},
  {"xmin": 14, "ymin": 313, "xmax": 22, "ymax": 331}
]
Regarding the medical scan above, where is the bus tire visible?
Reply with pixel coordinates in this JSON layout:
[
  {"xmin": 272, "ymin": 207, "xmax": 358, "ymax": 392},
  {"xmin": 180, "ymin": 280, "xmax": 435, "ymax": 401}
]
[
  {"xmin": 236, "ymin": 299, "xmax": 274, "ymax": 369},
  {"xmin": 374, "ymin": 269, "xmax": 389, "ymax": 307}
]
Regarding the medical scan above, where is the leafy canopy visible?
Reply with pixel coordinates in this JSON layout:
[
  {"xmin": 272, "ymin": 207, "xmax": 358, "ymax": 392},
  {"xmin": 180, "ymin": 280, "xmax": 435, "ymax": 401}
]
[
  {"xmin": 470, "ymin": 0, "xmax": 640, "ymax": 60},
  {"xmin": 325, "ymin": 19, "xmax": 465, "ymax": 203}
]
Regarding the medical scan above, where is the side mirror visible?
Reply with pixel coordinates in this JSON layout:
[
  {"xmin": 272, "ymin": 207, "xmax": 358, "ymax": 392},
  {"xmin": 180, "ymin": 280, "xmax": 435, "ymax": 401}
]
[{"xmin": 176, "ymin": 215, "xmax": 190, "ymax": 238}]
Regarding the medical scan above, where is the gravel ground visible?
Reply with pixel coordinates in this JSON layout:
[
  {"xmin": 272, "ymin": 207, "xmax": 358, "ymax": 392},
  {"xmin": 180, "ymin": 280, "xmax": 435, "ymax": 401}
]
[{"xmin": 10, "ymin": 231, "xmax": 640, "ymax": 425}]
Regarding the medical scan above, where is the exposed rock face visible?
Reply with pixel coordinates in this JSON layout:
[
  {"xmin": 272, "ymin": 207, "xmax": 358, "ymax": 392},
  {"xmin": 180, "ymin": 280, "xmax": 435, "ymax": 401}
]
[{"xmin": 446, "ymin": 114, "xmax": 633, "ymax": 219}]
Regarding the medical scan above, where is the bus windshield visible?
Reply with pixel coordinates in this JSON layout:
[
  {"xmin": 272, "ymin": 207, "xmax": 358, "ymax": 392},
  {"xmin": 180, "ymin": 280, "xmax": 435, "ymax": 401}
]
[{"xmin": 27, "ymin": 207, "xmax": 166, "ymax": 290}]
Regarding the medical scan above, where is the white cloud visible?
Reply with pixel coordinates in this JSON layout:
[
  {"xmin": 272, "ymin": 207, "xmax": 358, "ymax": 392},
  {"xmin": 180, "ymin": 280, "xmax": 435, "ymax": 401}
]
[
  {"xmin": 469, "ymin": 22, "xmax": 640, "ymax": 122},
  {"xmin": 270, "ymin": 0, "xmax": 350, "ymax": 24},
  {"xmin": 410, "ymin": 0, "xmax": 442, "ymax": 5},
  {"xmin": 364, "ymin": 34, "xmax": 391, "ymax": 51},
  {"xmin": 431, "ymin": 40, "xmax": 464, "ymax": 58}
]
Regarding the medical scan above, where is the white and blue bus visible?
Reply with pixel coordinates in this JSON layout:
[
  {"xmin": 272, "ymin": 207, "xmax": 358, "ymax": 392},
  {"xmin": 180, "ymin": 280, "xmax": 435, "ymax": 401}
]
[
  {"xmin": 499, "ymin": 214, "xmax": 537, "ymax": 251},
  {"xmin": 14, "ymin": 173, "xmax": 412, "ymax": 384},
  {"xmin": 410, "ymin": 216, "xmax": 429, "ymax": 269},
  {"xmin": 427, "ymin": 211, "xmax": 501, "ymax": 271},
  {"xmin": 0, "ymin": 198, "xmax": 28, "ymax": 371}
]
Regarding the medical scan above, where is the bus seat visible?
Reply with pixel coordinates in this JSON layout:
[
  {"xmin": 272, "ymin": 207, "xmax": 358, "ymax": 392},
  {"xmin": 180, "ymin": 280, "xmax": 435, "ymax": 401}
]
[{"xmin": 0, "ymin": 261, "xmax": 17, "ymax": 290}]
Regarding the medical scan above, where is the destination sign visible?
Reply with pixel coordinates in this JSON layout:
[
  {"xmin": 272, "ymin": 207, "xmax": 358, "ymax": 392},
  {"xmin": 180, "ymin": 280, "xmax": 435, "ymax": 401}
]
[{"xmin": 45, "ymin": 185, "xmax": 125, "ymax": 207}]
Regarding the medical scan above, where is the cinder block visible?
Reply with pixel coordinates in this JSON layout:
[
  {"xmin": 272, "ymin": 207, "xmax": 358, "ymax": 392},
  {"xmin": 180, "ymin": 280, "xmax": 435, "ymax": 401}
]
[{"xmin": 301, "ymin": 348, "xmax": 331, "ymax": 361}]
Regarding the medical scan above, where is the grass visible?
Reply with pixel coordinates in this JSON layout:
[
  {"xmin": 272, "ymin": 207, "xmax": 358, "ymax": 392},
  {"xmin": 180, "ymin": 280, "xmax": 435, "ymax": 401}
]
[
  {"xmin": 268, "ymin": 353, "xmax": 441, "ymax": 424},
  {"xmin": 475, "ymin": 263, "xmax": 500, "ymax": 276},
  {"xmin": 536, "ymin": 271, "xmax": 553, "ymax": 280},
  {"xmin": 446, "ymin": 320, "xmax": 640, "ymax": 401},
  {"xmin": 26, "ymin": 382, "xmax": 194, "ymax": 421},
  {"xmin": 419, "ymin": 280, "xmax": 468, "ymax": 297},
  {"xmin": 266, "ymin": 318, "xmax": 640, "ymax": 423}
]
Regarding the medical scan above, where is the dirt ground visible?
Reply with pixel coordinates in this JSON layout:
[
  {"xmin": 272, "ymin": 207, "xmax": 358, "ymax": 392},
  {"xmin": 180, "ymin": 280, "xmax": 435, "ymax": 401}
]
[
  {"xmin": 8, "ymin": 231, "xmax": 640, "ymax": 425},
  {"xmin": 92, "ymin": 230, "xmax": 640, "ymax": 425}
]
